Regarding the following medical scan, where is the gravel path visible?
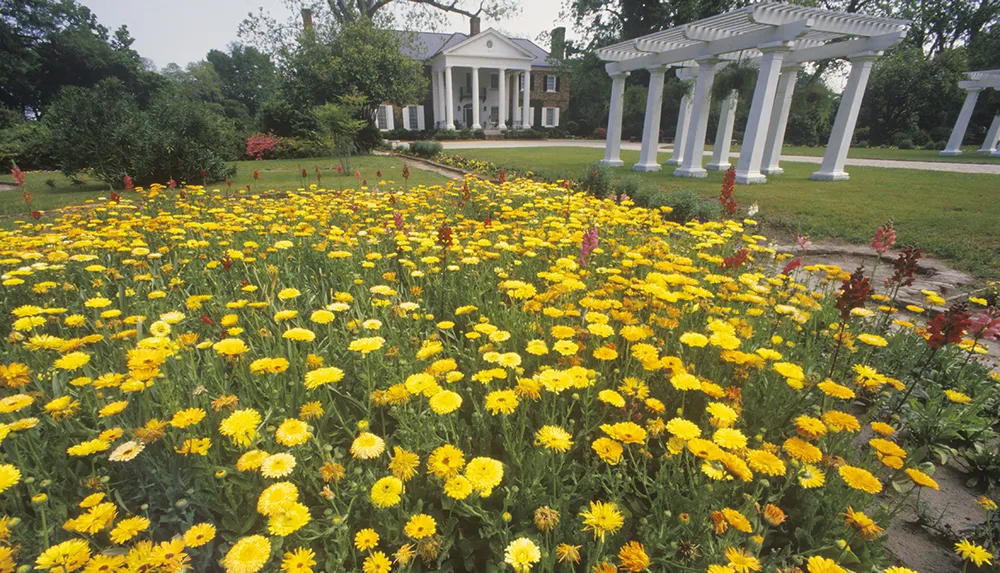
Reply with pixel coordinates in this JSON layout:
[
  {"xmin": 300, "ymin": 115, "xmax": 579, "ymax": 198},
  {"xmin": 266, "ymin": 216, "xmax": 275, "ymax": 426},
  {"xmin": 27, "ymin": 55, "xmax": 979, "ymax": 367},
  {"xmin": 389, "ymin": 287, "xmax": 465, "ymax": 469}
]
[{"xmin": 435, "ymin": 139, "xmax": 1000, "ymax": 174}]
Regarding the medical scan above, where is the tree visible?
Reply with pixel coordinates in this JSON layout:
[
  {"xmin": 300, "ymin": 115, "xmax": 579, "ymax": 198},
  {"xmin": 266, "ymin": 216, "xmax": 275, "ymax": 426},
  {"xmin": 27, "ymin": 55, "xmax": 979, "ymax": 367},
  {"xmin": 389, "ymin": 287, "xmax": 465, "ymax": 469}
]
[
  {"xmin": 206, "ymin": 45, "xmax": 277, "ymax": 118},
  {"xmin": 268, "ymin": 19, "xmax": 427, "ymax": 147},
  {"xmin": 44, "ymin": 78, "xmax": 238, "ymax": 186},
  {"xmin": 857, "ymin": 46, "xmax": 968, "ymax": 145},
  {"xmin": 562, "ymin": 0, "xmax": 745, "ymax": 49},
  {"xmin": 314, "ymin": 94, "xmax": 368, "ymax": 172},
  {"xmin": 239, "ymin": 0, "xmax": 519, "ymax": 58}
]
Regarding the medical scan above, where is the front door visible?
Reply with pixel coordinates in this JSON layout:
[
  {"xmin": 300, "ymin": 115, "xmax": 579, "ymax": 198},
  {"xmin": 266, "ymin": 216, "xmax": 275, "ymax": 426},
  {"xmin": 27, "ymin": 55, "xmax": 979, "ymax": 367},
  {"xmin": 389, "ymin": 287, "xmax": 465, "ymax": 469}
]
[{"xmin": 463, "ymin": 105, "xmax": 473, "ymax": 129}]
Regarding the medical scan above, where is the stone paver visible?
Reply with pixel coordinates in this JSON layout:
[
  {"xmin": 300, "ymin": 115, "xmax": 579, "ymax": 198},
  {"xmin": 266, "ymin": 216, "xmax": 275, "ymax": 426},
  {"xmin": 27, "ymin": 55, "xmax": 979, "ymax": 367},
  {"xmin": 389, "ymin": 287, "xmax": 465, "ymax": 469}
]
[{"xmin": 434, "ymin": 139, "xmax": 1000, "ymax": 174}]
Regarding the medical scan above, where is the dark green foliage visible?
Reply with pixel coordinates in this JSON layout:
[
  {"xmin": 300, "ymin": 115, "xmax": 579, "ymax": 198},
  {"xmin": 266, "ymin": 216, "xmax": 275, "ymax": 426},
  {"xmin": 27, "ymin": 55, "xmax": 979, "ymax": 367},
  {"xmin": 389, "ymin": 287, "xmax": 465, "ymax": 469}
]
[
  {"xmin": 0, "ymin": 119, "xmax": 53, "ymax": 170},
  {"xmin": 408, "ymin": 141, "xmax": 443, "ymax": 158},
  {"xmin": 44, "ymin": 78, "xmax": 238, "ymax": 186}
]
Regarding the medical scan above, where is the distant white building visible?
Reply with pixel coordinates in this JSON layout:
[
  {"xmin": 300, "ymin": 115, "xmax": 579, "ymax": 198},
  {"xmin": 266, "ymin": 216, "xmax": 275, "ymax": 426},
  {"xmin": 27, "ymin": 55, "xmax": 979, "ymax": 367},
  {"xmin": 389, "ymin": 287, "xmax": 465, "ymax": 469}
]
[{"xmin": 376, "ymin": 19, "xmax": 570, "ymax": 132}]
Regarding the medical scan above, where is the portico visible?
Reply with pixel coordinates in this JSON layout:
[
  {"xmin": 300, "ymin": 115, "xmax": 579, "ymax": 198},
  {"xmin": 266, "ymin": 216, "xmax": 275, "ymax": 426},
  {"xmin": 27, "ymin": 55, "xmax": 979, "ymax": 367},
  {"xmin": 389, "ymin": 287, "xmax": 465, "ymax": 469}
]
[
  {"xmin": 941, "ymin": 69, "xmax": 1000, "ymax": 156},
  {"xmin": 595, "ymin": 2, "xmax": 909, "ymax": 183},
  {"xmin": 426, "ymin": 30, "xmax": 537, "ymax": 131}
]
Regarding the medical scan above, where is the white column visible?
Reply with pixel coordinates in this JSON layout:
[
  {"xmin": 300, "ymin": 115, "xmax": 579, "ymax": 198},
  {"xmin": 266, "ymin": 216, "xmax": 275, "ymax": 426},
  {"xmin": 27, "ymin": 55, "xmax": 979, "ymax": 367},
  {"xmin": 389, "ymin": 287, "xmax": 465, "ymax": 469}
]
[
  {"xmin": 634, "ymin": 65, "xmax": 668, "ymax": 172},
  {"xmin": 706, "ymin": 91, "xmax": 738, "ymax": 171},
  {"xmin": 431, "ymin": 70, "xmax": 441, "ymax": 128},
  {"xmin": 941, "ymin": 88, "xmax": 983, "ymax": 156},
  {"xmin": 761, "ymin": 67, "xmax": 799, "ymax": 176},
  {"xmin": 601, "ymin": 72, "xmax": 628, "ymax": 167},
  {"xmin": 665, "ymin": 91, "xmax": 692, "ymax": 166},
  {"xmin": 976, "ymin": 113, "xmax": 1000, "ymax": 153},
  {"xmin": 444, "ymin": 66, "xmax": 454, "ymax": 130},
  {"xmin": 735, "ymin": 46, "xmax": 789, "ymax": 184},
  {"xmin": 497, "ymin": 69, "xmax": 507, "ymax": 131},
  {"xmin": 521, "ymin": 71, "xmax": 531, "ymax": 129},
  {"xmin": 811, "ymin": 55, "xmax": 876, "ymax": 181},
  {"xmin": 471, "ymin": 67, "xmax": 481, "ymax": 129},
  {"xmin": 675, "ymin": 58, "xmax": 719, "ymax": 178}
]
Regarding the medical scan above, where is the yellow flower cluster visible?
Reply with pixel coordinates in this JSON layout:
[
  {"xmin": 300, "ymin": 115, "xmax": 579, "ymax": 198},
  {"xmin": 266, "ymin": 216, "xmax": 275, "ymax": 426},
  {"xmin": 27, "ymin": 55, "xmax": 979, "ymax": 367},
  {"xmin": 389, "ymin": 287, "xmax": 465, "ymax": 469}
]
[{"xmin": 0, "ymin": 174, "xmax": 989, "ymax": 573}]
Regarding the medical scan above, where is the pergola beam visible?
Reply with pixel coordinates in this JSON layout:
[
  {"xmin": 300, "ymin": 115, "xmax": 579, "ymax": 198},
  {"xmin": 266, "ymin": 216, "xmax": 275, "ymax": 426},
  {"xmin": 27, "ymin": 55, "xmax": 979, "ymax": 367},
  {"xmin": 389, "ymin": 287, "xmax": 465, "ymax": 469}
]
[
  {"xmin": 787, "ymin": 30, "xmax": 905, "ymax": 63},
  {"xmin": 750, "ymin": 3, "xmax": 907, "ymax": 36},
  {"xmin": 609, "ymin": 18, "xmax": 812, "ymax": 74}
]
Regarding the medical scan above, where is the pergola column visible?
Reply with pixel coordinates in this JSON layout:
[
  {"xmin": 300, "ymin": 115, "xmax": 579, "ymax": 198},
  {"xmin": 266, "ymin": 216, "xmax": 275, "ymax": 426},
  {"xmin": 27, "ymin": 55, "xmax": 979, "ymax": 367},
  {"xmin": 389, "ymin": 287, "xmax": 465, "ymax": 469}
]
[
  {"xmin": 634, "ymin": 65, "xmax": 669, "ymax": 172},
  {"xmin": 497, "ymin": 69, "xmax": 507, "ymax": 131},
  {"xmin": 471, "ymin": 67, "xmax": 481, "ymax": 129},
  {"xmin": 707, "ymin": 90, "xmax": 738, "ymax": 171},
  {"xmin": 735, "ymin": 45, "xmax": 789, "ymax": 184},
  {"xmin": 811, "ymin": 54, "xmax": 877, "ymax": 181},
  {"xmin": 761, "ymin": 66, "xmax": 800, "ymax": 176},
  {"xmin": 941, "ymin": 88, "xmax": 983, "ymax": 156},
  {"xmin": 601, "ymin": 72, "xmax": 629, "ymax": 167},
  {"xmin": 665, "ymin": 70, "xmax": 694, "ymax": 166},
  {"xmin": 444, "ymin": 66, "xmax": 455, "ymax": 129},
  {"xmin": 521, "ymin": 71, "xmax": 531, "ymax": 130},
  {"xmin": 976, "ymin": 113, "xmax": 1000, "ymax": 153},
  {"xmin": 675, "ymin": 58, "xmax": 719, "ymax": 177},
  {"xmin": 437, "ymin": 71, "xmax": 447, "ymax": 128}
]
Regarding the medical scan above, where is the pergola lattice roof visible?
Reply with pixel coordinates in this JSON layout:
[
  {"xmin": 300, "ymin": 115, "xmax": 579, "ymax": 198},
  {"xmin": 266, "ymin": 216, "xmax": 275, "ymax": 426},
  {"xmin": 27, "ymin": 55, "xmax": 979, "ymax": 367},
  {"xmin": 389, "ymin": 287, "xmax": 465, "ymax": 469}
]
[
  {"xmin": 962, "ymin": 69, "xmax": 1000, "ymax": 89},
  {"xmin": 596, "ymin": 2, "xmax": 909, "ymax": 73}
]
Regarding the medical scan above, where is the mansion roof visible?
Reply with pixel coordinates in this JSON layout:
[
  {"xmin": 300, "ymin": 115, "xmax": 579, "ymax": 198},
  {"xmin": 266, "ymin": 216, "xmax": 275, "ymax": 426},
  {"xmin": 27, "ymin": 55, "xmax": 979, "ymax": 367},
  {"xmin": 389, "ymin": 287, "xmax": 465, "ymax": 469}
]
[{"xmin": 398, "ymin": 31, "xmax": 556, "ymax": 68}]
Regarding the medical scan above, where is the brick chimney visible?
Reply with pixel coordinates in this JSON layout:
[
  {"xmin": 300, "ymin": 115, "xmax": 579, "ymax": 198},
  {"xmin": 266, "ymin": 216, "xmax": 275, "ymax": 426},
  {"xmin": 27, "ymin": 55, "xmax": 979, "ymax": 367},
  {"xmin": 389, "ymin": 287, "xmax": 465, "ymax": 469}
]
[
  {"xmin": 550, "ymin": 27, "xmax": 566, "ymax": 60},
  {"xmin": 302, "ymin": 8, "xmax": 313, "ymax": 31},
  {"xmin": 470, "ymin": 16, "xmax": 481, "ymax": 36}
]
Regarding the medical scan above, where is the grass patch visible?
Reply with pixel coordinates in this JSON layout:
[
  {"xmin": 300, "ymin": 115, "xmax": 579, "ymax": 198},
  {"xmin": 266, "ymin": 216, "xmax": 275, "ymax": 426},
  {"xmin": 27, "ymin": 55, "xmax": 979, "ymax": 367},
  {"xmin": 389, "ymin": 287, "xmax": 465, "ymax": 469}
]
[
  {"xmin": 445, "ymin": 146, "xmax": 1000, "ymax": 278},
  {"xmin": 0, "ymin": 155, "xmax": 450, "ymax": 218}
]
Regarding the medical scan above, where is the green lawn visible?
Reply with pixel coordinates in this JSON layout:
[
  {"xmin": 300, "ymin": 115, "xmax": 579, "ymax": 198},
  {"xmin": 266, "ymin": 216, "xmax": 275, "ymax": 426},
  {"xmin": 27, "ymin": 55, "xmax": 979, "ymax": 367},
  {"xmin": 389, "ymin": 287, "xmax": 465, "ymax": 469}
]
[
  {"xmin": 445, "ymin": 147, "xmax": 1000, "ymax": 278},
  {"xmin": 0, "ymin": 155, "xmax": 451, "ymax": 218}
]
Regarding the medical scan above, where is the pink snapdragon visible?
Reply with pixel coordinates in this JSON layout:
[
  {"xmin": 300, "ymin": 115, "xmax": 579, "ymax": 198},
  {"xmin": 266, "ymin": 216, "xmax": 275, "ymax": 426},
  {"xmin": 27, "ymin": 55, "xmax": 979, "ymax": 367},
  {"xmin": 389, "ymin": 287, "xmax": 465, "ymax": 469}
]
[{"xmin": 578, "ymin": 227, "xmax": 599, "ymax": 266}]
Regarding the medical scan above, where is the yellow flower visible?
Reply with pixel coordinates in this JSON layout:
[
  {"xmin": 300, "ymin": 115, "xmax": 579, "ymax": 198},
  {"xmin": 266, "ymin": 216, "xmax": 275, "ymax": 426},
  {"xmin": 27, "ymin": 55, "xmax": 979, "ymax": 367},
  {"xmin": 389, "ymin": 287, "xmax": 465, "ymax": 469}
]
[
  {"xmin": 355, "ymin": 528, "xmax": 380, "ymax": 551},
  {"xmin": 349, "ymin": 336, "xmax": 386, "ymax": 354},
  {"xmin": 351, "ymin": 432, "xmax": 386, "ymax": 459},
  {"xmin": 905, "ymin": 467, "xmax": 940, "ymax": 490},
  {"xmin": 443, "ymin": 475, "xmax": 473, "ymax": 499},
  {"xmin": 955, "ymin": 539, "xmax": 993, "ymax": 566},
  {"xmin": 267, "ymin": 501, "xmax": 310, "ymax": 536},
  {"xmin": 219, "ymin": 409, "xmax": 261, "ymax": 447},
  {"xmin": 54, "ymin": 351, "xmax": 90, "ymax": 370},
  {"xmin": 464, "ymin": 457, "xmax": 504, "ymax": 495},
  {"xmin": 281, "ymin": 547, "xmax": 316, "ymax": 573},
  {"xmin": 724, "ymin": 546, "xmax": 760, "ymax": 573},
  {"xmin": 838, "ymin": 465, "xmax": 882, "ymax": 494},
  {"xmin": 257, "ymin": 482, "xmax": 299, "ymax": 516},
  {"xmin": 110, "ymin": 516, "xmax": 150, "ymax": 544},
  {"xmin": 403, "ymin": 513, "xmax": 436, "ymax": 539},
  {"xmin": 617, "ymin": 541, "xmax": 651, "ymax": 572},
  {"xmin": 363, "ymin": 551, "xmax": 392, "ymax": 573},
  {"xmin": 580, "ymin": 500, "xmax": 624, "ymax": 541},
  {"xmin": 805, "ymin": 556, "xmax": 845, "ymax": 573},
  {"xmin": 370, "ymin": 476, "xmax": 404, "ymax": 508},
  {"xmin": 856, "ymin": 333, "xmax": 887, "ymax": 347},
  {"xmin": 224, "ymin": 535, "xmax": 271, "ymax": 573},
  {"xmin": 504, "ymin": 537, "xmax": 542, "ymax": 573},
  {"xmin": 35, "ymin": 538, "xmax": 91, "ymax": 572},
  {"xmin": 485, "ymin": 389, "xmax": 519, "ymax": 415},
  {"xmin": 534, "ymin": 425, "xmax": 573, "ymax": 452},
  {"xmin": 275, "ymin": 419, "xmax": 312, "ymax": 447},
  {"xmin": 261, "ymin": 453, "xmax": 297, "ymax": 478},
  {"xmin": 183, "ymin": 523, "xmax": 217, "ymax": 547},
  {"xmin": 427, "ymin": 444, "xmax": 465, "ymax": 479},
  {"xmin": 429, "ymin": 390, "xmax": 462, "ymax": 414},
  {"xmin": 282, "ymin": 327, "xmax": 316, "ymax": 342},
  {"xmin": 389, "ymin": 447, "xmax": 420, "ymax": 482},
  {"xmin": 679, "ymin": 332, "xmax": 708, "ymax": 347},
  {"xmin": 213, "ymin": 338, "xmax": 249, "ymax": 357},
  {"xmin": 592, "ymin": 437, "xmax": 623, "ymax": 465}
]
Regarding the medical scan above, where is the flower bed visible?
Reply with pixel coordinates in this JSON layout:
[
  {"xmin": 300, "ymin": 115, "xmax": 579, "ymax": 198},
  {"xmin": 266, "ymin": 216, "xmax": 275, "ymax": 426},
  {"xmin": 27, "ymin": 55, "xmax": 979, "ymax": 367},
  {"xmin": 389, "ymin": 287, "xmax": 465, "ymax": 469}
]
[{"xmin": 0, "ymin": 176, "xmax": 997, "ymax": 573}]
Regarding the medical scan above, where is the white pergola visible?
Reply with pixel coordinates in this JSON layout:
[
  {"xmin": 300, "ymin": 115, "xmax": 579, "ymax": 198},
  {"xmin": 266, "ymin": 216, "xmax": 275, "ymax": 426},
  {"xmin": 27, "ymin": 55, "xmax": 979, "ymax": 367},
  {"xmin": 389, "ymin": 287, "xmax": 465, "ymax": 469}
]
[
  {"xmin": 596, "ymin": 2, "xmax": 910, "ymax": 183},
  {"xmin": 941, "ymin": 69, "xmax": 1000, "ymax": 156}
]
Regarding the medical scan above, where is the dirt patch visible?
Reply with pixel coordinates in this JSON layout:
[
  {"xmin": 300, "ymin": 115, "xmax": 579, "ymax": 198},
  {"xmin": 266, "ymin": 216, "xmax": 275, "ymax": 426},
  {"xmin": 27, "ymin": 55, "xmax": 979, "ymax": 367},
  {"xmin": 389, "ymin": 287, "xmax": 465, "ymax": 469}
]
[{"xmin": 883, "ymin": 462, "xmax": 988, "ymax": 572}]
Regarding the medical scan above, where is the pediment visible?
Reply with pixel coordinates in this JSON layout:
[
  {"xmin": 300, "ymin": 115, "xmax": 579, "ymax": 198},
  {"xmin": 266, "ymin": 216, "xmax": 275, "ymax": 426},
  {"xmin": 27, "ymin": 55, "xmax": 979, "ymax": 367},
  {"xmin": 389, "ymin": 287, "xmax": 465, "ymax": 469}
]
[{"xmin": 443, "ymin": 29, "xmax": 535, "ymax": 60}]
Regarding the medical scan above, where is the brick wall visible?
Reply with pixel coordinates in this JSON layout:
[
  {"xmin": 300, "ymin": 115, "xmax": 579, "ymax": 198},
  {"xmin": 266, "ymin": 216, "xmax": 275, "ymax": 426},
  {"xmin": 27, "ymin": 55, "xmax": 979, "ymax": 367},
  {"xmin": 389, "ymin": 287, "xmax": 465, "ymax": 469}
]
[{"xmin": 530, "ymin": 71, "xmax": 571, "ymax": 114}]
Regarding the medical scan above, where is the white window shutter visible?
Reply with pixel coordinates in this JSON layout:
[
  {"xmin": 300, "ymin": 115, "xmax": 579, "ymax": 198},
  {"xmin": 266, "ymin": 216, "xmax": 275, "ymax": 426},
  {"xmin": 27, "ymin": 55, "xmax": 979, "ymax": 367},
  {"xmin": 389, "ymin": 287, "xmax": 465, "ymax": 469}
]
[
  {"xmin": 385, "ymin": 105, "xmax": 394, "ymax": 130},
  {"xmin": 402, "ymin": 107, "xmax": 411, "ymax": 130},
  {"xmin": 529, "ymin": 107, "xmax": 535, "ymax": 127},
  {"xmin": 417, "ymin": 105, "xmax": 425, "ymax": 130},
  {"xmin": 554, "ymin": 107, "xmax": 560, "ymax": 127}
]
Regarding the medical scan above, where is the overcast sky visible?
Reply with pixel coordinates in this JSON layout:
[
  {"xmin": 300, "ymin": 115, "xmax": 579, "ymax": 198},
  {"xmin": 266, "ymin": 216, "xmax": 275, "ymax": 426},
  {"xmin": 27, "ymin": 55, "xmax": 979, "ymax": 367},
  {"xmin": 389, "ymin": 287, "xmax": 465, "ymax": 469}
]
[{"xmin": 80, "ymin": 0, "xmax": 573, "ymax": 69}]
